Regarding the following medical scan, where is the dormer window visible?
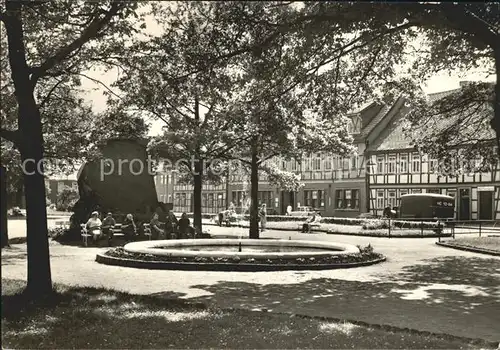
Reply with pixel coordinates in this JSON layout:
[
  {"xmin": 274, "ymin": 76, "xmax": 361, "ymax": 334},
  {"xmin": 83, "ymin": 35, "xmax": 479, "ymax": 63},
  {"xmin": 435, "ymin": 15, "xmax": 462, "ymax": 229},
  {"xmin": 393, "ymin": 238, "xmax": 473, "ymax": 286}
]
[{"xmin": 351, "ymin": 114, "xmax": 361, "ymax": 134}]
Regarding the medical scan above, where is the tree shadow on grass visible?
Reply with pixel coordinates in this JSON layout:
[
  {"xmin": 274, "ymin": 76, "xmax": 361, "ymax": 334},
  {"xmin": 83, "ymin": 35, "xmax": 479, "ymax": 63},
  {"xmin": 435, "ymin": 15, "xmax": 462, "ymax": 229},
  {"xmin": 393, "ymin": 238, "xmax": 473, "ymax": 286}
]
[
  {"xmin": 1, "ymin": 279, "xmax": 490, "ymax": 349},
  {"xmin": 184, "ymin": 256, "xmax": 500, "ymax": 342},
  {"xmin": 396, "ymin": 256, "xmax": 500, "ymax": 287}
]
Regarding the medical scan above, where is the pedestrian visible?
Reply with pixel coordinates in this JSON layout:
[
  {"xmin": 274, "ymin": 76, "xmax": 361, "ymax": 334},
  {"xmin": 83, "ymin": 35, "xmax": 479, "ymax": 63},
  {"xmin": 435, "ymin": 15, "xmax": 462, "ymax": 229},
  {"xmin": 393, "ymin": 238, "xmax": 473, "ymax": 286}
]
[
  {"xmin": 178, "ymin": 212, "xmax": 190, "ymax": 239},
  {"xmin": 259, "ymin": 204, "xmax": 267, "ymax": 232},
  {"xmin": 122, "ymin": 213, "xmax": 137, "ymax": 242},
  {"xmin": 101, "ymin": 212, "xmax": 116, "ymax": 246},
  {"xmin": 218, "ymin": 211, "xmax": 224, "ymax": 227},
  {"xmin": 150, "ymin": 212, "xmax": 164, "ymax": 240},
  {"xmin": 286, "ymin": 205, "xmax": 292, "ymax": 216},
  {"xmin": 165, "ymin": 210, "xmax": 178, "ymax": 239}
]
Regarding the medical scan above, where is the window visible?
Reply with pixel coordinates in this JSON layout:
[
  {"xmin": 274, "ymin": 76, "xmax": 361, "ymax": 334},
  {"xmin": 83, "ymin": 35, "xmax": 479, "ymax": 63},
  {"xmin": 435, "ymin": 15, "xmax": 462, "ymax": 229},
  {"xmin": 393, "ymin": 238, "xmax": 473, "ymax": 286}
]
[
  {"xmin": 342, "ymin": 157, "xmax": 349, "ymax": 170},
  {"xmin": 387, "ymin": 156, "xmax": 396, "ymax": 174},
  {"xmin": 351, "ymin": 156, "xmax": 358, "ymax": 170},
  {"xmin": 291, "ymin": 160, "xmax": 297, "ymax": 171},
  {"xmin": 388, "ymin": 191, "xmax": 397, "ymax": 208},
  {"xmin": 325, "ymin": 157, "xmax": 332, "ymax": 170},
  {"xmin": 399, "ymin": 154, "xmax": 408, "ymax": 173},
  {"xmin": 412, "ymin": 154, "xmax": 421, "ymax": 173},
  {"xmin": 57, "ymin": 182, "xmax": 65, "ymax": 193},
  {"xmin": 258, "ymin": 191, "xmax": 273, "ymax": 208},
  {"xmin": 377, "ymin": 156, "xmax": 384, "ymax": 174},
  {"xmin": 376, "ymin": 190, "xmax": 385, "ymax": 209},
  {"xmin": 351, "ymin": 115, "xmax": 362, "ymax": 134},
  {"xmin": 398, "ymin": 189, "xmax": 408, "ymax": 205},
  {"xmin": 429, "ymin": 159, "xmax": 438, "ymax": 173},
  {"xmin": 313, "ymin": 158, "xmax": 321, "ymax": 170},
  {"xmin": 427, "ymin": 188, "xmax": 440, "ymax": 194},
  {"xmin": 304, "ymin": 158, "xmax": 311, "ymax": 171},
  {"xmin": 304, "ymin": 190, "xmax": 325, "ymax": 208},
  {"xmin": 411, "ymin": 188, "xmax": 422, "ymax": 194},
  {"xmin": 335, "ymin": 189, "xmax": 359, "ymax": 209}
]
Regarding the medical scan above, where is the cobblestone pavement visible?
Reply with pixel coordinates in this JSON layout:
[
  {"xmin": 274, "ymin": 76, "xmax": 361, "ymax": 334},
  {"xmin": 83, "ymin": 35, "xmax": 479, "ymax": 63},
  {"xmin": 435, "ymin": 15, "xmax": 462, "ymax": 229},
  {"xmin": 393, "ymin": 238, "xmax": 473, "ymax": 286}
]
[{"xmin": 2, "ymin": 226, "xmax": 500, "ymax": 342}]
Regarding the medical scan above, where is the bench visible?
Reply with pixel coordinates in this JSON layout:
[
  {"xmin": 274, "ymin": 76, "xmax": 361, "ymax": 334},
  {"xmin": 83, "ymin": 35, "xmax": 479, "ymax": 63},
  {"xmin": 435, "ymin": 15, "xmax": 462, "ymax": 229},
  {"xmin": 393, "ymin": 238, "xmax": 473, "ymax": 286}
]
[
  {"xmin": 143, "ymin": 223, "xmax": 152, "ymax": 240},
  {"xmin": 80, "ymin": 223, "xmax": 129, "ymax": 246},
  {"xmin": 297, "ymin": 222, "xmax": 321, "ymax": 232}
]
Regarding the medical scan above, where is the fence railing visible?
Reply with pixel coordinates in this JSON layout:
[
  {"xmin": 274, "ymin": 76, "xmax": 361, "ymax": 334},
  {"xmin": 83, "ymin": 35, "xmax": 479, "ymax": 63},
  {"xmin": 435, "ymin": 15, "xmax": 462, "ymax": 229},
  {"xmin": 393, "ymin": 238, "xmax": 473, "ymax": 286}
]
[{"xmin": 381, "ymin": 218, "xmax": 499, "ymax": 240}]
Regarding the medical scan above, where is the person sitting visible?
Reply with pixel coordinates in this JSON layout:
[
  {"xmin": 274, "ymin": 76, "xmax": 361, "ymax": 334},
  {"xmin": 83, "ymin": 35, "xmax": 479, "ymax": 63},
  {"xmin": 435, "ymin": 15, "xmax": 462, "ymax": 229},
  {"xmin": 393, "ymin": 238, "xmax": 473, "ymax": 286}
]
[
  {"xmin": 165, "ymin": 210, "xmax": 178, "ymax": 239},
  {"xmin": 218, "ymin": 211, "xmax": 225, "ymax": 227},
  {"xmin": 102, "ymin": 212, "xmax": 116, "ymax": 245},
  {"xmin": 178, "ymin": 212, "xmax": 191, "ymax": 239},
  {"xmin": 121, "ymin": 213, "xmax": 137, "ymax": 241},
  {"xmin": 85, "ymin": 211, "xmax": 102, "ymax": 244},
  {"xmin": 301, "ymin": 212, "xmax": 321, "ymax": 233},
  {"xmin": 150, "ymin": 213, "xmax": 164, "ymax": 240}
]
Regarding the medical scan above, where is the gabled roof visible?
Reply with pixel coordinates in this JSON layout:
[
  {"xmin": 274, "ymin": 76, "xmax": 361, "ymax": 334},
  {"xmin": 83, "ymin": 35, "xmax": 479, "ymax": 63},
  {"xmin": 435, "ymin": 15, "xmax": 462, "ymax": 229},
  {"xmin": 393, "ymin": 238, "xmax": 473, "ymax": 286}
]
[{"xmin": 368, "ymin": 85, "xmax": 495, "ymax": 152}]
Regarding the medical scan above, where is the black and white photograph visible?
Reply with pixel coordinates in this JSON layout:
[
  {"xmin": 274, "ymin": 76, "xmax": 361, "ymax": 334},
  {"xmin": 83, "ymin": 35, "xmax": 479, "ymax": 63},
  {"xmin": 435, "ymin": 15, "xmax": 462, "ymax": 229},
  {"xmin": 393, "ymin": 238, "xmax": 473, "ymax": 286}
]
[{"xmin": 1, "ymin": 1, "xmax": 499, "ymax": 349}]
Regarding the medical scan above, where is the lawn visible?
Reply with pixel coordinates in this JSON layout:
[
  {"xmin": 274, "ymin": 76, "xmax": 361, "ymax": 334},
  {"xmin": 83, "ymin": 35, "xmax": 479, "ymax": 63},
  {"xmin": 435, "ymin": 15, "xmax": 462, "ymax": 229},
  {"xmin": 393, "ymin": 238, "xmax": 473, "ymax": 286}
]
[
  {"xmin": 1, "ymin": 279, "xmax": 488, "ymax": 349},
  {"xmin": 442, "ymin": 237, "xmax": 500, "ymax": 253}
]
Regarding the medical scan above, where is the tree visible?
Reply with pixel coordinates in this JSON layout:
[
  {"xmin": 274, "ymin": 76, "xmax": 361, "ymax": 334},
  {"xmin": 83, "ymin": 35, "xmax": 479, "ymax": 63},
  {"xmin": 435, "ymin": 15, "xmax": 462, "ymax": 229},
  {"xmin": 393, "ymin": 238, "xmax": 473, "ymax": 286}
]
[
  {"xmin": 292, "ymin": 2, "xmax": 499, "ymax": 156},
  {"xmin": 116, "ymin": 2, "xmax": 248, "ymax": 235},
  {"xmin": 55, "ymin": 186, "xmax": 79, "ymax": 212},
  {"xmin": 0, "ymin": 0, "xmax": 144, "ymax": 297},
  {"xmin": 404, "ymin": 81, "xmax": 497, "ymax": 175}
]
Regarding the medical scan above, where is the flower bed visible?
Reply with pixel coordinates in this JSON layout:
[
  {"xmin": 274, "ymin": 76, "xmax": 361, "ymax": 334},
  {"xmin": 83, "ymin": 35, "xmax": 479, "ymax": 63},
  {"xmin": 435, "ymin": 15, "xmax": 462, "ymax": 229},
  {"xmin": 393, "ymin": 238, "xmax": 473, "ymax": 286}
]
[{"xmin": 102, "ymin": 244, "xmax": 384, "ymax": 267}]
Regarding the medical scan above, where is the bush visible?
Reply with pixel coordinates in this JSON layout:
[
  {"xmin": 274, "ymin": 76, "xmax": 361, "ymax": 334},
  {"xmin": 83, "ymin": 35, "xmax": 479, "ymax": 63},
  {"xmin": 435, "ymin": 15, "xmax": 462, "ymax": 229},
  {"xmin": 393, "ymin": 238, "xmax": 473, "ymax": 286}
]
[
  {"xmin": 320, "ymin": 217, "xmax": 365, "ymax": 225},
  {"xmin": 48, "ymin": 227, "xmax": 68, "ymax": 240},
  {"xmin": 362, "ymin": 219, "xmax": 390, "ymax": 230}
]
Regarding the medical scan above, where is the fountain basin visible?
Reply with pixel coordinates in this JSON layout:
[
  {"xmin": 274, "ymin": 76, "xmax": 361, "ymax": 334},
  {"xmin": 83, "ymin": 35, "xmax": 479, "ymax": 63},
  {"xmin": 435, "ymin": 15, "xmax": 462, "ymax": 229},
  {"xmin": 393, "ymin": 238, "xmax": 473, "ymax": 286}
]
[
  {"xmin": 122, "ymin": 239, "xmax": 359, "ymax": 259},
  {"xmin": 96, "ymin": 239, "xmax": 386, "ymax": 271}
]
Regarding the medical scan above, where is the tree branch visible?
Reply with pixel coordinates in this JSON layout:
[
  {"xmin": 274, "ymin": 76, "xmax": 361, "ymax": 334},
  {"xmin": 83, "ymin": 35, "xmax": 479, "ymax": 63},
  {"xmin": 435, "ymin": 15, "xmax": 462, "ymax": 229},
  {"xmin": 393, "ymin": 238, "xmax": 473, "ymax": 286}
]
[
  {"xmin": 31, "ymin": 0, "xmax": 125, "ymax": 80},
  {"xmin": 0, "ymin": 128, "xmax": 20, "ymax": 145}
]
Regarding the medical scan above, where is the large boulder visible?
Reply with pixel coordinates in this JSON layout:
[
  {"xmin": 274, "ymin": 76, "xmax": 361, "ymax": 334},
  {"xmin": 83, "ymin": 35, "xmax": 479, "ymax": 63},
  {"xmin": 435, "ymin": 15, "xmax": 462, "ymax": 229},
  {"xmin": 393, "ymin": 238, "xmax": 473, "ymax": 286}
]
[{"xmin": 66, "ymin": 138, "xmax": 159, "ymax": 240}]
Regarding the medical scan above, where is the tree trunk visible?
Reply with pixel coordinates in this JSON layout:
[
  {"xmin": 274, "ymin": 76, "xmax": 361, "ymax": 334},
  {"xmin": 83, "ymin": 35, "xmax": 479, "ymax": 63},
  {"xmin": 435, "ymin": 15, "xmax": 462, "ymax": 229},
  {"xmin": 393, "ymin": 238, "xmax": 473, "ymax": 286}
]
[
  {"xmin": 193, "ymin": 97, "xmax": 203, "ymax": 235},
  {"xmin": 1, "ymin": 165, "xmax": 9, "ymax": 248},
  {"xmin": 4, "ymin": 0, "xmax": 52, "ymax": 296},
  {"xmin": 249, "ymin": 142, "xmax": 260, "ymax": 239},
  {"xmin": 494, "ymin": 45, "xmax": 500, "ymax": 157},
  {"xmin": 15, "ymin": 184, "xmax": 24, "ymax": 207},
  {"xmin": 193, "ymin": 161, "xmax": 203, "ymax": 235}
]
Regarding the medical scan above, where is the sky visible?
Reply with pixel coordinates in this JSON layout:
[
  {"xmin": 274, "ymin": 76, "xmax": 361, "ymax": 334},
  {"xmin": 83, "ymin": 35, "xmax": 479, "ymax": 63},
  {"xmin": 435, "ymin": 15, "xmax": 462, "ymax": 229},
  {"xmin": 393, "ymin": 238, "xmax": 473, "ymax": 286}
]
[
  {"xmin": 81, "ymin": 67, "xmax": 496, "ymax": 137},
  {"xmin": 79, "ymin": 4, "xmax": 496, "ymax": 137}
]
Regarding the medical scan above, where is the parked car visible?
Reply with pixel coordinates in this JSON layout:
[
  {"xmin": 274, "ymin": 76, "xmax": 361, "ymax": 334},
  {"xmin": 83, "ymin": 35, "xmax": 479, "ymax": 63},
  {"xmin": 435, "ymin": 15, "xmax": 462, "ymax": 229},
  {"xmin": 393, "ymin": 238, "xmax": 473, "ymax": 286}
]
[
  {"xmin": 289, "ymin": 206, "xmax": 316, "ymax": 216},
  {"xmin": 9, "ymin": 207, "xmax": 25, "ymax": 217},
  {"xmin": 399, "ymin": 193, "xmax": 455, "ymax": 220}
]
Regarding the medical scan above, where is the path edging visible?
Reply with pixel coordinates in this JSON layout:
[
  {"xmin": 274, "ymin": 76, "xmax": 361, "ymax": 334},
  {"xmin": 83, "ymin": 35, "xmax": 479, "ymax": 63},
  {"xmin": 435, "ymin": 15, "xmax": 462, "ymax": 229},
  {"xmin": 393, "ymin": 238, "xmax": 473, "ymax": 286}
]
[{"xmin": 435, "ymin": 242, "xmax": 500, "ymax": 256}]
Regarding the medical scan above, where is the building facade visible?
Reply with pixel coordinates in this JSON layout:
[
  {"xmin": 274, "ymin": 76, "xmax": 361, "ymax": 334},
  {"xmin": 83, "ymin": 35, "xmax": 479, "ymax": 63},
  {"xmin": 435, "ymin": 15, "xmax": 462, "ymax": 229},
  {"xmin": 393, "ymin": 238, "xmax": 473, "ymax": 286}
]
[{"xmin": 154, "ymin": 89, "xmax": 500, "ymax": 221}]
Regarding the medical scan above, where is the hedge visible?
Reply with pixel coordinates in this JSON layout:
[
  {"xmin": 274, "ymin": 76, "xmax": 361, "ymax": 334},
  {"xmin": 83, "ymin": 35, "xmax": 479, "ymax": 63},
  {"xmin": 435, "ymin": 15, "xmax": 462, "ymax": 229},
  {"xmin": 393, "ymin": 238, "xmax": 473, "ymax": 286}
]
[{"xmin": 179, "ymin": 213, "xmax": 442, "ymax": 229}]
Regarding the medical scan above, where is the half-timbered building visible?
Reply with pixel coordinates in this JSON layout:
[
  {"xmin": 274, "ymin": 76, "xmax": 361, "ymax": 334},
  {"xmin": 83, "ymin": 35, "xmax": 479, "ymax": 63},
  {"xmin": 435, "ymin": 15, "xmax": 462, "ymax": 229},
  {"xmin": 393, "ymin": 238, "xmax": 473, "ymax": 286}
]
[{"xmin": 155, "ymin": 86, "xmax": 499, "ymax": 221}]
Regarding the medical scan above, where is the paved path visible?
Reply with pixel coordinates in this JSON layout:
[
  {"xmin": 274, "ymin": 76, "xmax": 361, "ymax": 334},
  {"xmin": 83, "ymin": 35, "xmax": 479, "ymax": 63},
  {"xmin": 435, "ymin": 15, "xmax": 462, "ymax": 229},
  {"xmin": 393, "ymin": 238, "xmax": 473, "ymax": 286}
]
[{"xmin": 2, "ymin": 226, "xmax": 500, "ymax": 342}]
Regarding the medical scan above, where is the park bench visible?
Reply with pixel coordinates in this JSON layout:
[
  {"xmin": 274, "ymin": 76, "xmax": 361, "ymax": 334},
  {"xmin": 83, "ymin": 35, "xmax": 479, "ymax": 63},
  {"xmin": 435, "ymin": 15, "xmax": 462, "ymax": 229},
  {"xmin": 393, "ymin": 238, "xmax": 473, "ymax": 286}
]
[
  {"xmin": 297, "ymin": 222, "xmax": 321, "ymax": 232},
  {"xmin": 143, "ymin": 223, "xmax": 152, "ymax": 240}
]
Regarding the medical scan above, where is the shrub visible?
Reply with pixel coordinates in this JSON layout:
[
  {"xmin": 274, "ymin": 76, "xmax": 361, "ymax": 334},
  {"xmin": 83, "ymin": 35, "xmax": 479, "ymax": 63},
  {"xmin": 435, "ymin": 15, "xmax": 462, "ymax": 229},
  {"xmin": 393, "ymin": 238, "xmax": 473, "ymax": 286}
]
[
  {"xmin": 362, "ymin": 219, "xmax": 391, "ymax": 230},
  {"xmin": 48, "ymin": 227, "xmax": 68, "ymax": 240},
  {"xmin": 320, "ymin": 217, "xmax": 365, "ymax": 226}
]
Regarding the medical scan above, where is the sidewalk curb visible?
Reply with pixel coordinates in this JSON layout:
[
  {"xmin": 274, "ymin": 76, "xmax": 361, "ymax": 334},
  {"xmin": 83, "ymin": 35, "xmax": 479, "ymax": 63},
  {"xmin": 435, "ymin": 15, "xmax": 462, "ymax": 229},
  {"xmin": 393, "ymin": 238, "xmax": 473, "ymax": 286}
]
[{"xmin": 95, "ymin": 253, "xmax": 387, "ymax": 271}]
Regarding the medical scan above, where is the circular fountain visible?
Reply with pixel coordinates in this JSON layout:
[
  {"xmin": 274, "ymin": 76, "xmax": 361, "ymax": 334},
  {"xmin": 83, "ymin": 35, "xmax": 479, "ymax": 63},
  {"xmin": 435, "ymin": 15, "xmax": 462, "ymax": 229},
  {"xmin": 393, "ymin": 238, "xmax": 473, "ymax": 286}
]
[{"xmin": 96, "ymin": 239, "xmax": 385, "ymax": 271}]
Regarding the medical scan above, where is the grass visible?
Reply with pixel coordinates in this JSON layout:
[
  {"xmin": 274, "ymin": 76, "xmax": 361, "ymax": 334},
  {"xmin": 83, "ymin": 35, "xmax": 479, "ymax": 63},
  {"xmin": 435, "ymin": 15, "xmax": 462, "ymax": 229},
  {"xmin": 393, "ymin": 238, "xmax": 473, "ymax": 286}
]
[
  {"xmin": 443, "ymin": 237, "xmax": 500, "ymax": 253},
  {"xmin": 1, "ymin": 279, "xmax": 490, "ymax": 349},
  {"xmin": 204, "ymin": 219, "xmax": 442, "ymax": 237}
]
